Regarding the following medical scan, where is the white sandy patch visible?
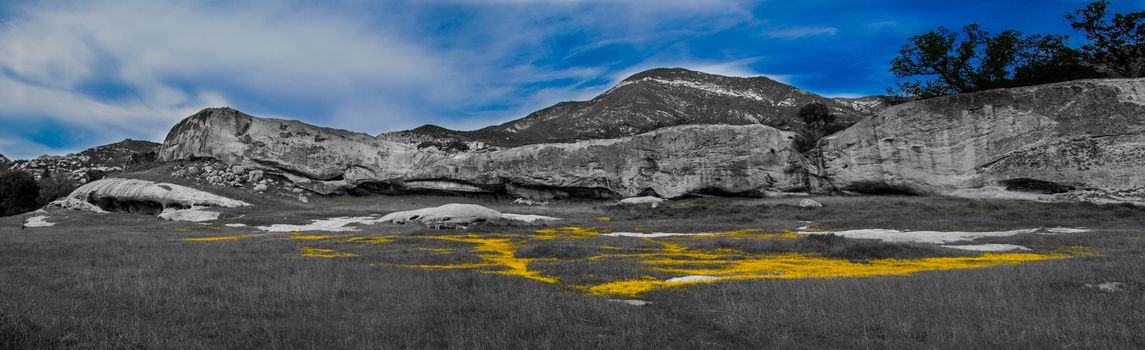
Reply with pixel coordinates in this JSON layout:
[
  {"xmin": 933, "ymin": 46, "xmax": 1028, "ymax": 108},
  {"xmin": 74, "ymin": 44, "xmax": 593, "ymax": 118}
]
[
  {"xmin": 224, "ymin": 223, "xmax": 247, "ymax": 227},
  {"xmin": 620, "ymin": 196, "xmax": 665, "ymax": 205},
  {"xmin": 801, "ymin": 228, "xmax": 1043, "ymax": 244},
  {"xmin": 24, "ymin": 216, "xmax": 54, "ymax": 227},
  {"xmin": 501, "ymin": 213, "xmax": 561, "ymax": 223},
  {"xmin": 607, "ymin": 299, "xmax": 650, "ymax": 306},
  {"xmin": 1084, "ymin": 282, "xmax": 1126, "ymax": 292},
  {"xmin": 602, "ymin": 232, "xmax": 712, "ymax": 238},
  {"xmin": 666, "ymin": 275, "xmax": 720, "ymax": 283},
  {"xmin": 258, "ymin": 216, "xmax": 385, "ymax": 232},
  {"xmin": 1046, "ymin": 227, "xmax": 1090, "ymax": 234},
  {"xmin": 940, "ymin": 244, "xmax": 1031, "ymax": 252},
  {"xmin": 158, "ymin": 207, "xmax": 220, "ymax": 222}
]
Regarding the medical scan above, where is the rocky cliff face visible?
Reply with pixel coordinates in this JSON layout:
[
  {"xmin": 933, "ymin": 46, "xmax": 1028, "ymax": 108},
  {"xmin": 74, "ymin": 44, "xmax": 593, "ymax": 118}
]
[
  {"xmin": 408, "ymin": 124, "xmax": 801, "ymax": 198},
  {"xmin": 54, "ymin": 178, "xmax": 249, "ymax": 214},
  {"xmin": 159, "ymin": 108, "xmax": 803, "ymax": 198},
  {"xmin": 819, "ymin": 78, "xmax": 1145, "ymax": 202},
  {"xmin": 0, "ymin": 153, "xmax": 9, "ymax": 165},
  {"xmin": 381, "ymin": 68, "xmax": 866, "ymax": 147},
  {"xmin": 159, "ymin": 107, "xmax": 425, "ymax": 183}
]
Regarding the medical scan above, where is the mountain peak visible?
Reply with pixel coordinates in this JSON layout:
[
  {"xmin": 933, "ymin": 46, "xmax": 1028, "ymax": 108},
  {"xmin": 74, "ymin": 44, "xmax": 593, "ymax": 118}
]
[
  {"xmin": 620, "ymin": 67, "xmax": 783, "ymax": 86},
  {"xmin": 383, "ymin": 67, "xmax": 867, "ymax": 147}
]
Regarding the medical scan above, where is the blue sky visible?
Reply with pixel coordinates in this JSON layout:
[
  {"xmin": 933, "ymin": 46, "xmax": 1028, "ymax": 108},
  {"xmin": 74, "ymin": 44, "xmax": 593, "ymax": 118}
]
[{"xmin": 0, "ymin": 0, "xmax": 1141, "ymax": 159}]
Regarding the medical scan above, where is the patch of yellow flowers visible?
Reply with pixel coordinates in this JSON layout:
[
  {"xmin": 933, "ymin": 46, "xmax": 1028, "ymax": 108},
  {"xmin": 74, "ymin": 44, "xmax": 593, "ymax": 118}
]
[{"xmin": 183, "ymin": 225, "xmax": 1077, "ymax": 297}]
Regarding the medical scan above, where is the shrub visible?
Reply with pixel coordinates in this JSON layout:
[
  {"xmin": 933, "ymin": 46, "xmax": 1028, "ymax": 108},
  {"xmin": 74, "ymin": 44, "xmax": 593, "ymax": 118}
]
[
  {"xmin": 0, "ymin": 170, "xmax": 41, "ymax": 217},
  {"xmin": 793, "ymin": 103, "xmax": 847, "ymax": 154},
  {"xmin": 416, "ymin": 140, "xmax": 471, "ymax": 153},
  {"xmin": 37, "ymin": 173, "xmax": 76, "ymax": 205}
]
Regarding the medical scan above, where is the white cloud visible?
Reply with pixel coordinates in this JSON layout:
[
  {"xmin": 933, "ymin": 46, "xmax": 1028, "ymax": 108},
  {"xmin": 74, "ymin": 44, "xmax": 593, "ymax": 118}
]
[
  {"xmin": 0, "ymin": 0, "xmax": 465, "ymax": 158},
  {"xmin": 763, "ymin": 26, "xmax": 839, "ymax": 39},
  {"xmin": 0, "ymin": 0, "xmax": 765, "ymax": 158}
]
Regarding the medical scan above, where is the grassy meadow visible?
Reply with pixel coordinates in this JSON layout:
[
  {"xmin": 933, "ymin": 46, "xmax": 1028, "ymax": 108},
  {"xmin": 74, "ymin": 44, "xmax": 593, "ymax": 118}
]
[{"xmin": 2, "ymin": 194, "xmax": 1144, "ymax": 349}]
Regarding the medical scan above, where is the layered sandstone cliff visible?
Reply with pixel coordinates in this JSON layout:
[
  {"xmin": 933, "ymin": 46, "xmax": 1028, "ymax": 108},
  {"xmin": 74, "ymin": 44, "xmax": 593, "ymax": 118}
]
[
  {"xmin": 158, "ymin": 108, "xmax": 804, "ymax": 198},
  {"xmin": 818, "ymin": 78, "xmax": 1145, "ymax": 202}
]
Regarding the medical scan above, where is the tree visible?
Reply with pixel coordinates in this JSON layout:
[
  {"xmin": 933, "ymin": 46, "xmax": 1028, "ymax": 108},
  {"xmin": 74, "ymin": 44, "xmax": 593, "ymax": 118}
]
[
  {"xmin": 793, "ymin": 103, "xmax": 846, "ymax": 154},
  {"xmin": 890, "ymin": 24, "xmax": 1084, "ymax": 98},
  {"xmin": 0, "ymin": 169, "xmax": 41, "ymax": 217},
  {"xmin": 37, "ymin": 173, "xmax": 76, "ymax": 205},
  {"xmin": 1066, "ymin": 0, "xmax": 1145, "ymax": 77}
]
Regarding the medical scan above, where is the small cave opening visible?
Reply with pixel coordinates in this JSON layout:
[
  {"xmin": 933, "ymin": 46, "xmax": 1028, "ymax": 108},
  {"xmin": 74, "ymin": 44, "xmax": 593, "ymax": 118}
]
[
  {"xmin": 680, "ymin": 187, "xmax": 765, "ymax": 198},
  {"xmin": 508, "ymin": 184, "xmax": 620, "ymax": 201},
  {"xmin": 999, "ymin": 178, "xmax": 1075, "ymax": 194},
  {"xmin": 842, "ymin": 181, "xmax": 921, "ymax": 196},
  {"xmin": 350, "ymin": 181, "xmax": 502, "ymax": 198},
  {"xmin": 91, "ymin": 197, "xmax": 181, "ymax": 215},
  {"xmin": 637, "ymin": 188, "xmax": 661, "ymax": 197}
]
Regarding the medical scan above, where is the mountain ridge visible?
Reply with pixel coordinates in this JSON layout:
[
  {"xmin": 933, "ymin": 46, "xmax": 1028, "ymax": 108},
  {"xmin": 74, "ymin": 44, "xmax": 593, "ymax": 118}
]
[{"xmin": 379, "ymin": 67, "xmax": 869, "ymax": 147}]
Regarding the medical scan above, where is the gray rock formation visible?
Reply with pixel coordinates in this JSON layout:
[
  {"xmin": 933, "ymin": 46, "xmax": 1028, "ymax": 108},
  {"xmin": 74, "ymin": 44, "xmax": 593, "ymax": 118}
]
[
  {"xmin": 407, "ymin": 123, "xmax": 800, "ymax": 198},
  {"xmin": 0, "ymin": 153, "xmax": 9, "ymax": 165},
  {"xmin": 818, "ymin": 78, "xmax": 1145, "ymax": 203},
  {"xmin": 159, "ymin": 108, "xmax": 804, "ymax": 198},
  {"xmin": 54, "ymin": 178, "xmax": 250, "ymax": 214},
  {"xmin": 380, "ymin": 203, "xmax": 560, "ymax": 228}
]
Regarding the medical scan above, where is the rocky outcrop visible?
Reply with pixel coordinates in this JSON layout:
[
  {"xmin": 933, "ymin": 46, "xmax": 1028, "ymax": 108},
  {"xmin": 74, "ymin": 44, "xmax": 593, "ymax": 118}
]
[
  {"xmin": 159, "ymin": 108, "xmax": 803, "ymax": 198},
  {"xmin": 159, "ymin": 108, "xmax": 423, "ymax": 182},
  {"xmin": 0, "ymin": 153, "xmax": 9, "ymax": 165},
  {"xmin": 54, "ymin": 178, "xmax": 250, "ymax": 214},
  {"xmin": 819, "ymin": 78, "xmax": 1145, "ymax": 202},
  {"xmin": 381, "ymin": 203, "xmax": 560, "ymax": 228},
  {"xmin": 407, "ymin": 124, "xmax": 799, "ymax": 198}
]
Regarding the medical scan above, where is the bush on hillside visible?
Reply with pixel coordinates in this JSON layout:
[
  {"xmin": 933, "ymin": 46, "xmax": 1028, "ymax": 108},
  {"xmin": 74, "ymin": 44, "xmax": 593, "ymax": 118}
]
[
  {"xmin": 0, "ymin": 170, "xmax": 41, "ymax": 217},
  {"xmin": 36, "ymin": 173, "xmax": 76, "ymax": 205}
]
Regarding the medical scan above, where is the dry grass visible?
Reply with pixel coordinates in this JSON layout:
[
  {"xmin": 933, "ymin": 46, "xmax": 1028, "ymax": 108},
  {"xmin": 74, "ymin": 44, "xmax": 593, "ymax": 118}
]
[{"xmin": 2, "ymin": 193, "xmax": 1144, "ymax": 349}]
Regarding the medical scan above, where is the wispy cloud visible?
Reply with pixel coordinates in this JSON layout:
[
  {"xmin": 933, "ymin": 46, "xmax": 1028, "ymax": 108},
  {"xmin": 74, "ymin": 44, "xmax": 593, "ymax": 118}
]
[
  {"xmin": 763, "ymin": 26, "xmax": 839, "ymax": 39},
  {"xmin": 1, "ymin": 0, "xmax": 1119, "ymax": 159}
]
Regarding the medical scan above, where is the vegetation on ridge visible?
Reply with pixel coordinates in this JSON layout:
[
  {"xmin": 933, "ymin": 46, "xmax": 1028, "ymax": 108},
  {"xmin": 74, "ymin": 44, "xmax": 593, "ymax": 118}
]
[{"xmin": 890, "ymin": 0, "xmax": 1143, "ymax": 98}]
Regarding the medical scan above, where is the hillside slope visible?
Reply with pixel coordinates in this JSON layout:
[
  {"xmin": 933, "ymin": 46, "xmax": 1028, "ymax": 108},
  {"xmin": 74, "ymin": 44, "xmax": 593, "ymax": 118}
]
[
  {"xmin": 380, "ymin": 68, "xmax": 866, "ymax": 146},
  {"xmin": 9, "ymin": 139, "xmax": 160, "ymax": 181}
]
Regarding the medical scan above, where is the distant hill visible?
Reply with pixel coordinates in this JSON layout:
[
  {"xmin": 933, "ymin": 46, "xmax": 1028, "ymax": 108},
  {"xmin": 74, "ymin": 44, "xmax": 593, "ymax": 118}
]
[
  {"xmin": 9, "ymin": 139, "xmax": 161, "ymax": 181},
  {"xmin": 379, "ymin": 68, "xmax": 869, "ymax": 147},
  {"xmin": 832, "ymin": 95, "xmax": 916, "ymax": 114}
]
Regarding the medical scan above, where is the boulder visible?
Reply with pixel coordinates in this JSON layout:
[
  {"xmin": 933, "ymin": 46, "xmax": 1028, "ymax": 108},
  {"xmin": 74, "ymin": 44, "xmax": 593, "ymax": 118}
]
[
  {"xmin": 380, "ymin": 203, "xmax": 505, "ymax": 228},
  {"xmin": 157, "ymin": 207, "xmax": 221, "ymax": 222},
  {"xmin": 500, "ymin": 213, "xmax": 561, "ymax": 223},
  {"xmin": 620, "ymin": 196, "xmax": 666, "ymax": 205},
  {"xmin": 53, "ymin": 178, "xmax": 249, "ymax": 214},
  {"xmin": 819, "ymin": 78, "xmax": 1145, "ymax": 203},
  {"xmin": 379, "ymin": 203, "xmax": 562, "ymax": 228},
  {"xmin": 158, "ymin": 108, "xmax": 804, "ymax": 199},
  {"xmin": 799, "ymin": 199, "xmax": 822, "ymax": 208}
]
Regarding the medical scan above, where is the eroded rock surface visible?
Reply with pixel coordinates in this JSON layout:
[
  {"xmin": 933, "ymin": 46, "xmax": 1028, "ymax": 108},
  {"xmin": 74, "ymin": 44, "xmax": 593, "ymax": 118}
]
[
  {"xmin": 158, "ymin": 108, "xmax": 804, "ymax": 198},
  {"xmin": 819, "ymin": 79, "xmax": 1145, "ymax": 202},
  {"xmin": 54, "ymin": 178, "xmax": 249, "ymax": 214}
]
